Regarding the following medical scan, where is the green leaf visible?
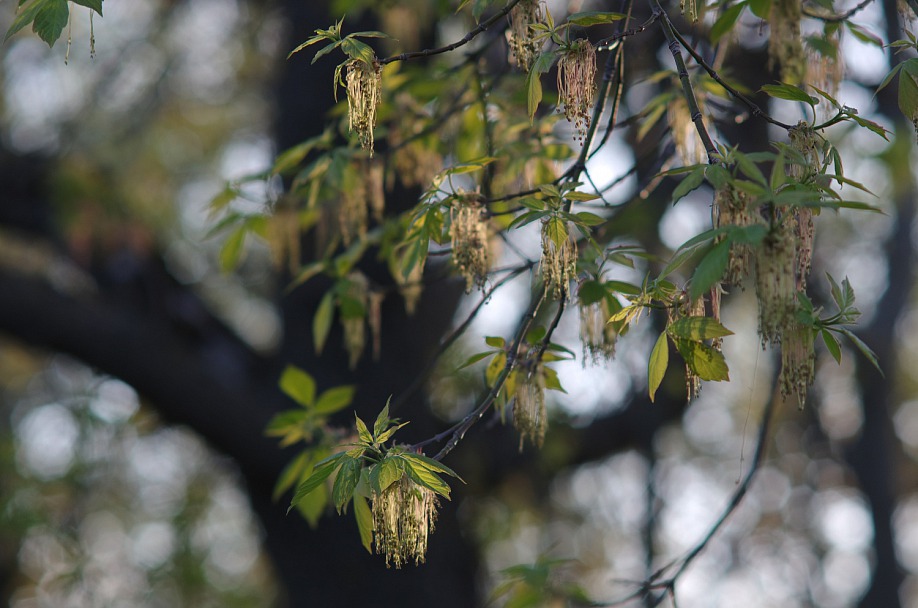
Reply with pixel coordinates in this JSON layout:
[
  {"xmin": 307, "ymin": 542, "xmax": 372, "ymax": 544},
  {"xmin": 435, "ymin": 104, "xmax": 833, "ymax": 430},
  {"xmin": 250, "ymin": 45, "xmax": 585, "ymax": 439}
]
[
  {"xmin": 566, "ymin": 11, "xmax": 625, "ymax": 26},
  {"xmin": 899, "ymin": 60, "xmax": 918, "ymax": 124},
  {"xmin": 355, "ymin": 414, "xmax": 372, "ymax": 444},
  {"xmin": 838, "ymin": 328, "xmax": 883, "ymax": 376},
  {"xmin": 667, "ymin": 316, "xmax": 734, "ymax": 340},
  {"xmin": 689, "ymin": 239, "xmax": 730, "ymax": 300},
  {"xmin": 672, "ymin": 167, "xmax": 706, "ymax": 203},
  {"xmin": 846, "ymin": 22, "xmax": 883, "ymax": 47},
  {"xmin": 821, "ymin": 329, "xmax": 842, "ymax": 364},
  {"xmin": 734, "ymin": 153, "xmax": 768, "ymax": 185},
  {"xmin": 577, "ymin": 280, "xmax": 607, "ymax": 306},
  {"xmin": 444, "ymin": 157, "xmax": 498, "ymax": 175},
  {"xmin": 279, "ymin": 365, "xmax": 317, "ymax": 407},
  {"xmin": 373, "ymin": 403, "xmax": 390, "ymax": 437},
  {"xmin": 543, "ymin": 366, "xmax": 566, "ymax": 393},
  {"xmin": 313, "ymin": 291, "xmax": 335, "ymax": 355},
  {"xmin": 526, "ymin": 65, "xmax": 543, "ymax": 122},
  {"xmin": 573, "ymin": 211, "xmax": 605, "ymax": 226},
  {"xmin": 294, "ymin": 481, "xmax": 328, "ymax": 528},
  {"xmin": 333, "ymin": 457, "xmax": 361, "ymax": 513},
  {"xmin": 876, "ymin": 63, "xmax": 904, "ymax": 96},
  {"xmin": 350, "ymin": 30, "xmax": 392, "ymax": 39},
  {"xmin": 486, "ymin": 351, "xmax": 507, "ymax": 387},
  {"xmin": 705, "ymin": 164, "xmax": 730, "ymax": 189},
  {"xmin": 710, "ymin": 3, "xmax": 743, "ymax": 43},
  {"xmin": 375, "ymin": 421, "xmax": 409, "ymax": 445},
  {"xmin": 401, "ymin": 452, "xmax": 463, "ymax": 480},
  {"xmin": 5, "ymin": 0, "xmax": 53, "ymax": 44},
  {"xmin": 455, "ymin": 351, "xmax": 494, "ymax": 371},
  {"xmin": 770, "ymin": 151, "xmax": 786, "ymax": 191},
  {"xmin": 403, "ymin": 459, "xmax": 452, "ymax": 499},
  {"xmin": 566, "ymin": 191, "xmax": 601, "ymax": 202},
  {"xmin": 314, "ymin": 385, "xmax": 355, "ymax": 414},
  {"xmin": 340, "ymin": 37, "xmax": 375, "ymax": 65},
  {"xmin": 71, "ymin": 0, "xmax": 102, "ymax": 14},
  {"xmin": 219, "ymin": 225, "xmax": 247, "ymax": 272},
  {"xmin": 760, "ymin": 83, "xmax": 818, "ymax": 107},
  {"xmin": 289, "ymin": 456, "xmax": 342, "ymax": 513},
  {"xmin": 353, "ymin": 494, "xmax": 373, "ymax": 553},
  {"xmin": 273, "ymin": 450, "xmax": 310, "ymax": 501},
  {"xmin": 648, "ymin": 332, "xmax": 669, "ymax": 403},
  {"xmin": 676, "ymin": 340, "xmax": 730, "ymax": 381},
  {"xmin": 748, "ymin": 0, "xmax": 772, "ymax": 19},
  {"xmin": 544, "ymin": 216, "xmax": 568, "ymax": 248},
  {"xmin": 33, "ymin": 0, "xmax": 69, "ymax": 45},
  {"xmin": 371, "ymin": 458, "xmax": 403, "ymax": 493},
  {"xmin": 485, "ymin": 336, "xmax": 507, "ymax": 348}
]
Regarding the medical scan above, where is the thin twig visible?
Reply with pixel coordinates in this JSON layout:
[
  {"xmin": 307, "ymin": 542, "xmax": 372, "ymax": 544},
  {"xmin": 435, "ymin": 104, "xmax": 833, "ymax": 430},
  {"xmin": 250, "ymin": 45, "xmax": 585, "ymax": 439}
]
[
  {"xmin": 595, "ymin": 12, "xmax": 660, "ymax": 50},
  {"xmin": 380, "ymin": 0, "xmax": 523, "ymax": 65},
  {"xmin": 391, "ymin": 263, "xmax": 533, "ymax": 413},
  {"xmin": 659, "ymin": 10, "xmax": 794, "ymax": 130},
  {"xmin": 654, "ymin": 1, "xmax": 719, "ymax": 164},
  {"xmin": 596, "ymin": 390, "xmax": 777, "ymax": 607},
  {"xmin": 429, "ymin": 288, "xmax": 547, "ymax": 460},
  {"xmin": 802, "ymin": 0, "xmax": 875, "ymax": 22}
]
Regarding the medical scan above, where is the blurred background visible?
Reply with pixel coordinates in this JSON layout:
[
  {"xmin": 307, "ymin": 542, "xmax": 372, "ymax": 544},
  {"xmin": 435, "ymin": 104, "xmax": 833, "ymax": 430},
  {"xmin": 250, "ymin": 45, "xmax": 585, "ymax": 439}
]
[{"xmin": 0, "ymin": 0, "xmax": 916, "ymax": 606}]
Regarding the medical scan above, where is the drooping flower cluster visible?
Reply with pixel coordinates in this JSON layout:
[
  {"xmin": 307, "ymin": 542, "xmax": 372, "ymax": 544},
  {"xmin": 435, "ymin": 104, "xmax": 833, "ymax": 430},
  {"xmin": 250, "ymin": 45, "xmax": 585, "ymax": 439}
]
[
  {"xmin": 513, "ymin": 362, "xmax": 547, "ymax": 450},
  {"xmin": 768, "ymin": 0, "xmax": 805, "ymax": 84},
  {"xmin": 449, "ymin": 194, "xmax": 490, "ymax": 292},
  {"xmin": 268, "ymin": 204, "xmax": 301, "ymax": 275},
  {"xmin": 714, "ymin": 184, "xmax": 759, "ymax": 286},
  {"xmin": 755, "ymin": 223, "xmax": 797, "ymax": 347},
  {"xmin": 342, "ymin": 272, "xmax": 369, "ymax": 369},
  {"xmin": 780, "ymin": 321, "xmax": 816, "ymax": 407},
  {"xmin": 339, "ymin": 164, "xmax": 368, "ymax": 246},
  {"xmin": 540, "ymin": 220, "xmax": 577, "ymax": 300},
  {"xmin": 669, "ymin": 96, "xmax": 708, "ymax": 165},
  {"xmin": 507, "ymin": 0, "xmax": 544, "ymax": 71},
  {"xmin": 557, "ymin": 39, "xmax": 596, "ymax": 142},
  {"xmin": 345, "ymin": 58, "xmax": 382, "ymax": 156},
  {"xmin": 669, "ymin": 296, "xmax": 707, "ymax": 400},
  {"xmin": 578, "ymin": 293, "xmax": 618, "ymax": 364},
  {"xmin": 372, "ymin": 475, "xmax": 439, "ymax": 568},
  {"xmin": 806, "ymin": 32, "xmax": 844, "ymax": 100}
]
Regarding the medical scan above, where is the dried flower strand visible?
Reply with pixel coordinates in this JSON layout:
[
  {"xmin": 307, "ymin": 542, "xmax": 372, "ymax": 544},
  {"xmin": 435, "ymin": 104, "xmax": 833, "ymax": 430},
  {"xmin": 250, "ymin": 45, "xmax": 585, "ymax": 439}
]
[
  {"xmin": 507, "ymin": 0, "xmax": 544, "ymax": 71},
  {"xmin": 449, "ymin": 195, "xmax": 490, "ymax": 292},
  {"xmin": 513, "ymin": 363, "xmax": 547, "ymax": 450},
  {"xmin": 540, "ymin": 220, "xmax": 577, "ymax": 300},
  {"xmin": 372, "ymin": 475, "xmax": 439, "ymax": 568},
  {"xmin": 345, "ymin": 58, "xmax": 382, "ymax": 156},
  {"xmin": 557, "ymin": 39, "xmax": 597, "ymax": 142}
]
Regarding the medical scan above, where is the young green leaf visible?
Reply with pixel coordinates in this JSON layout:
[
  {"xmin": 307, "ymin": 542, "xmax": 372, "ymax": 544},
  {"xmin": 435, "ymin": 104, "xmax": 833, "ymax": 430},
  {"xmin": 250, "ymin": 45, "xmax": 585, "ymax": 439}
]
[
  {"xmin": 838, "ymin": 328, "xmax": 883, "ymax": 376},
  {"xmin": 313, "ymin": 291, "xmax": 336, "ymax": 355},
  {"xmin": 566, "ymin": 11, "xmax": 625, "ymax": 26},
  {"xmin": 672, "ymin": 167, "xmax": 705, "ymax": 203},
  {"xmin": 403, "ymin": 460, "xmax": 452, "ymax": 499},
  {"xmin": 821, "ymin": 329, "xmax": 842, "ymax": 364},
  {"xmin": 333, "ymin": 457, "xmax": 362, "ymax": 513},
  {"xmin": 314, "ymin": 386, "xmax": 356, "ymax": 414},
  {"xmin": 485, "ymin": 336, "xmax": 507, "ymax": 348},
  {"xmin": 279, "ymin": 365, "xmax": 317, "ymax": 408},
  {"xmin": 273, "ymin": 450, "xmax": 310, "ymax": 502},
  {"xmin": 401, "ymin": 452, "xmax": 463, "ymax": 480},
  {"xmin": 648, "ymin": 332, "xmax": 669, "ymax": 403},
  {"xmin": 760, "ymin": 83, "xmax": 818, "ymax": 107},
  {"xmin": 667, "ymin": 316, "xmax": 734, "ymax": 340},
  {"xmin": 371, "ymin": 457, "xmax": 403, "ymax": 494},
  {"xmin": 689, "ymin": 239, "xmax": 730, "ymax": 301},
  {"xmin": 353, "ymin": 494, "xmax": 373, "ymax": 553},
  {"xmin": 355, "ymin": 414, "xmax": 373, "ymax": 444},
  {"xmin": 373, "ymin": 403, "xmax": 390, "ymax": 437},
  {"xmin": 676, "ymin": 340, "xmax": 730, "ymax": 382},
  {"xmin": 289, "ymin": 457, "xmax": 342, "ymax": 513}
]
